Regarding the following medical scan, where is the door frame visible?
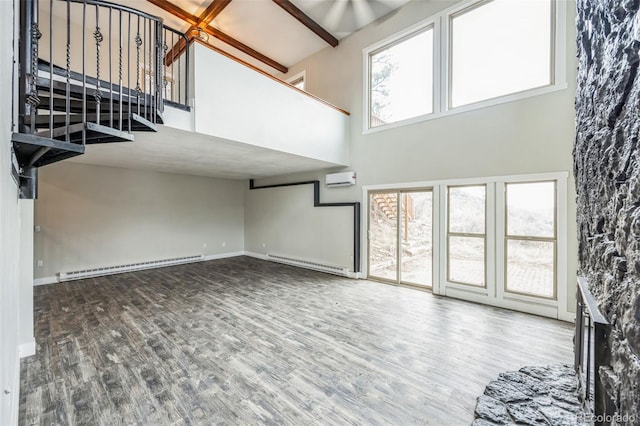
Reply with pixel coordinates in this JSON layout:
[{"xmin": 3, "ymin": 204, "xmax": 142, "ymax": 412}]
[
  {"xmin": 366, "ymin": 188, "xmax": 435, "ymax": 289},
  {"xmin": 361, "ymin": 171, "xmax": 570, "ymax": 321}
]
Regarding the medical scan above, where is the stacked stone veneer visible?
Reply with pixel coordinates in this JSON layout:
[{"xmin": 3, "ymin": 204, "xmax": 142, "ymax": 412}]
[
  {"xmin": 473, "ymin": 365, "xmax": 583, "ymax": 426},
  {"xmin": 574, "ymin": 0, "xmax": 640, "ymax": 420}
]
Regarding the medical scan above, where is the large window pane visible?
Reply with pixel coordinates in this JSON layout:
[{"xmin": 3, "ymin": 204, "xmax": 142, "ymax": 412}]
[
  {"xmin": 448, "ymin": 236, "xmax": 485, "ymax": 286},
  {"xmin": 449, "ymin": 186, "xmax": 485, "ymax": 234},
  {"xmin": 370, "ymin": 28, "xmax": 433, "ymax": 127},
  {"xmin": 506, "ymin": 239, "xmax": 554, "ymax": 297},
  {"xmin": 449, "ymin": 236, "xmax": 485, "ymax": 286},
  {"xmin": 450, "ymin": 0, "xmax": 552, "ymax": 108},
  {"xmin": 507, "ymin": 181, "xmax": 555, "ymax": 238},
  {"xmin": 369, "ymin": 192, "xmax": 398, "ymax": 281},
  {"xmin": 400, "ymin": 192, "xmax": 433, "ymax": 286}
]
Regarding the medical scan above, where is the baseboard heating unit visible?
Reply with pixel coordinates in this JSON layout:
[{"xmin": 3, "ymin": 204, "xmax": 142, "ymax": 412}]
[
  {"xmin": 58, "ymin": 255, "xmax": 204, "ymax": 282},
  {"xmin": 266, "ymin": 254, "xmax": 349, "ymax": 277}
]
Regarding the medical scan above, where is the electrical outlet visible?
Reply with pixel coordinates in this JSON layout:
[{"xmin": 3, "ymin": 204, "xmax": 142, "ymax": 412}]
[
  {"xmin": 203, "ymin": 243, "xmax": 207, "ymax": 249},
  {"xmin": 34, "ymin": 225, "xmax": 41, "ymax": 232},
  {"xmin": 262, "ymin": 243, "xmax": 266, "ymax": 248},
  {"xmin": 37, "ymin": 260, "xmax": 43, "ymax": 267},
  {"xmin": 222, "ymin": 241, "xmax": 226, "ymax": 247}
]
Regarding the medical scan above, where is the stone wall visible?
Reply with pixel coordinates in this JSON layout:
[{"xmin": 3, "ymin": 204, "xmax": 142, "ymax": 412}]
[{"xmin": 574, "ymin": 0, "xmax": 640, "ymax": 421}]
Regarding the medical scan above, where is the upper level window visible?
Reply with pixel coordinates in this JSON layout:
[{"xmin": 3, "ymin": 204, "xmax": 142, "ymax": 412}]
[
  {"xmin": 368, "ymin": 27, "xmax": 434, "ymax": 128},
  {"xmin": 450, "ymin": 0, "xmax": 553, "ymax": 108},
  {"xmin": 363, "ymin": 0, "xmax": 563, "ymax": 132},
  {"xmin": 286, "ymin": 71, "xmax": 306, "ymax": 91}
]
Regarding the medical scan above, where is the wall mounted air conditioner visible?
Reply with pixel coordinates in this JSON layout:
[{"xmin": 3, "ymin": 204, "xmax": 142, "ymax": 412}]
[{"xmin": 326, "ymin": 171, "xmax": 356, "ymax": 187}]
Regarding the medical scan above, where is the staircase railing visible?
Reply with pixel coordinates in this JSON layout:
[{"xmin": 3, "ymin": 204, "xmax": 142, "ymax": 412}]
[
  {"xmin": 13, "ymin": 0, "xmax": 190, "ymax": 198},
  {"xmin": 162, "ymin": 25, "xmax": 190, "ymax": 108},
  {"xmin": 18, "ymin": 0, "xmax": 190, "ymax": 143},
  {"xmin": 58, "ymin": 0, "xmax": 158, "ymax": 134}
]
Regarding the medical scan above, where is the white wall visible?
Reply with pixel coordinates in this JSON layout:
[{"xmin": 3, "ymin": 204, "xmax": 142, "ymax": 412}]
[
  {"xmin": 191, "ymin": 43, "xmax": 350, "ymax": 166},
  {"xmin": 245, "ymin": 0, "xmax": 578, "ymax": 316},
  {"xmin": 0, "ymin": 0, "xmax": 23, "ymax": 422},
  {"xmin": 34, "ymin": 163, "xmax": 245, "ymax": 281},
  {"xmin": 245, "ymin": 183, "xmax": 353, "ymax": 268},
  {"xmin": 19, "ymin": 201, "xmax": 34, "ymax": 357}
]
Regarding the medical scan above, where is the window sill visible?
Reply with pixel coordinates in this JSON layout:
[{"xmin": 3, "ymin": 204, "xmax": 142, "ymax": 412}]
[{"xmin": 363, "ymin": 82, "xmax": 568, "ymax": 135}]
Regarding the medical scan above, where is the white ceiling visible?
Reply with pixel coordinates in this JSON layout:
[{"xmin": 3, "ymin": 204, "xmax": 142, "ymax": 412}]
[
  {"xmin": 122, "ymin": 0, "xmax": 410, "ymax": 74},
  {"xmin": 68, "ymin": 126, "xmax": 343, "ymax": 179}
]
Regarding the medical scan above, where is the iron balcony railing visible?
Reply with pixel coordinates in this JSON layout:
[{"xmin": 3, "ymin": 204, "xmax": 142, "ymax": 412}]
[{"xmin": 19, "ymin": 0, "xmax": 190, "ymax": 143}]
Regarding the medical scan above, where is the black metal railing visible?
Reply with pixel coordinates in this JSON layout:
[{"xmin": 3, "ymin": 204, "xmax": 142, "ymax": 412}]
[
  {"xmin": 575, "ymin": 276, "xmax": 615, "ymax": 423},
  {"xmin": 162, "ymin": 25, "xmax": 190, "ymax": 107},
  {"xmin": 18, "ymin": 0, "xmax": 190, "ymax": 145}
]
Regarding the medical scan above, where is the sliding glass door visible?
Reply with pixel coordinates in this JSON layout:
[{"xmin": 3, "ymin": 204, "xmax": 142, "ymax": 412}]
[
  {"xmin": 365, "ymin": 173, "xmax": 567, "ymax": 319},
  {"xmin": 369, "ymin": 191, "xmax": 398, "ymax": 281},
  {"xmin": 368, "ymin": 190, "xmax": 433, "ymax": 287}
]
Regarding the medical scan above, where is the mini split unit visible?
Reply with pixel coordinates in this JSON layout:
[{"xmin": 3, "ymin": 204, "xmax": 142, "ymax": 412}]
[{"xmin": 325, "ymin": 171, "xmax": 356, "ymax": 187}]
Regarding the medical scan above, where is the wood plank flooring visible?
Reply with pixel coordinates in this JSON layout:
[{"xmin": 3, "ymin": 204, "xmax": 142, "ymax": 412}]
[{"xmin": 19, "ymin": 256, "xmax": 574, "ymax": 425}]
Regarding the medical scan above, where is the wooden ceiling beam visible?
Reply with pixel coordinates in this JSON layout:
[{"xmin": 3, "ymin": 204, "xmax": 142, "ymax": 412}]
[
  {"xmin": 146, "ymin": 0, "xmax": 199, "ymax": 25},
  {"xmin": 202, "ymin": 25, "xmax": 288, "ymax": 73},
  {"xmin": 196, "ymin": 0, "xmax": 233, "ymax": 27},
  {"xmin": 272, "ymin": 0, "xmax": 338, "ymax": 48},
  {"xmin": 148, "ymin": 0, "xmax": 288, "ymax": 73},
  {"xmin": 179, "ymin": 0, "xmax": 234, "ymax": 62}
]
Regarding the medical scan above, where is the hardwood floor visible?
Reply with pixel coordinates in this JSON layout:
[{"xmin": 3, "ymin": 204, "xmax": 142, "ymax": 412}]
[{"xmin": 20, "ymin": 256, "xmax": 574, "ymax": 425}]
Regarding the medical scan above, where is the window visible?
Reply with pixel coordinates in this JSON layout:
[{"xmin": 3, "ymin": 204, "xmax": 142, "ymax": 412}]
[
  {"xmin": 364, "ymin": 172, "xmax": 568, "ymax": 319},
  {"xmin": 450, "ymin": 0, "xmax": 553, "ymax": 108},
  {"xmin": 286, "ymin": 71, "xmax": 306, "ymax": 91},
  {"xmin": 363, "ymin": 0, "xmax": 563, "ymax": 132},
  {"xmin": 505, "ymin": 181, "xmax": 556, "ymax": 298},
  {"xmin": 368, "ymin": 27, "xmax": 434, "ymax": 128},
  {"xmin": 447, "ymin": 185, "xmax": 486, "ymax": 286}
]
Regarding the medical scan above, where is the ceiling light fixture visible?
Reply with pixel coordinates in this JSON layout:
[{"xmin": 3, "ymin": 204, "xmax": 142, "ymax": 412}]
[{"xmin": 193, "ymin": 27, "xmax": 209, "ymax": 43}]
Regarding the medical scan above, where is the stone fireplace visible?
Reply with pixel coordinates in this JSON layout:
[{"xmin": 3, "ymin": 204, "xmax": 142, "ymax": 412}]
[{"xmin": 574, "ymin": 0, "xmax": 640, "ymax": 422}]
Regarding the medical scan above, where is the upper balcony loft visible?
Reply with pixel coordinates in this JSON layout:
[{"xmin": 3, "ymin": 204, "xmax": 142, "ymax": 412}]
[
  {"xmin": 11, "ymin": 0, "xmax": 350, "ymax": 198},
  {"xmin": 73, "ymin": 40, "xmax": 350, "ymax": 178}
]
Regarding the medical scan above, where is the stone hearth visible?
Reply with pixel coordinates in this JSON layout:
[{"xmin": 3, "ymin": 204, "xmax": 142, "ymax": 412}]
[{"xmin": 473, "ymin": 365, "xmax": 584, "ymax": 425}]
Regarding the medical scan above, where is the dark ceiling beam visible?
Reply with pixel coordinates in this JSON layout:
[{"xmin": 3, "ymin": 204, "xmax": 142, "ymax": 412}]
[
  {"xmin": 196, "ymin": 0, "xmax": 233, "ymax": 26},
  {"xmin": 148, "ymin": 0, "xmax": 288, "ymax": 73},
  {"xmin": 164, "ymin": 26, "xmax": 288, "ymax": 74},
  {"xmin": 272, "ymin": 0, "xmax": 338, "ymax": 48},
  {"xmin": 146, "ymin": 0, "xmax": 199, "ymax": 25},
  {"xmin": 202, "ymin": 25, "xmax": 288, "ymax": 73},
  {"xmin": 179, "ymin": 0, "xmax": 234, "ymax": 62}
]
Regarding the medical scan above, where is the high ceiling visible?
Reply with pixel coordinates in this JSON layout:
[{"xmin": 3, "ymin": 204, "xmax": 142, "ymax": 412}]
[
  {"xmin": 121, "ymin": 0, "xmax": 410, "ymax": 75},
  {"xmin": 70, "ymin": 0, "xmax": 411, "ymax": 179}
]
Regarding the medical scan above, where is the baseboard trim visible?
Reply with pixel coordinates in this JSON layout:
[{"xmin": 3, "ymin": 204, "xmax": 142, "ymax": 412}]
[
  {"xmin": 243, "ymin": 251, "xmax": 267, "ymax": 260},
  {"xmin": 202, "ymin": 251, "xmax": 246, "ymax": 261},
  {"xmin": 33, "ymin": 276, "xmax": 57, "ymax": 286},
  {"xmin": 244, "ymin": 251, "xmax": 359, "ymax": 279},
  {"xmin": 9, "ymin": 354, "xmax": 20, "ymax": 426},
  {"xmin": 557, "ymin": 310, "xmax": 575, "ymax": 323},
  {"xmin": 34, "ymin": 252, "xmax": 249, "ymax": 286},
  {"xmin": 19, "ymin": 339, "xmax": 36, "ymax": 358}
]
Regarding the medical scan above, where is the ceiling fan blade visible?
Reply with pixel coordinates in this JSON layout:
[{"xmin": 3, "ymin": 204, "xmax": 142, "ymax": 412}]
[
  {"xmin": 324, "ymin": 0, "xmax": 349, "ymax": 32},
  {"xmin": 351, "ymin": 0, "xmax": 375, "ymax": 28}
]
